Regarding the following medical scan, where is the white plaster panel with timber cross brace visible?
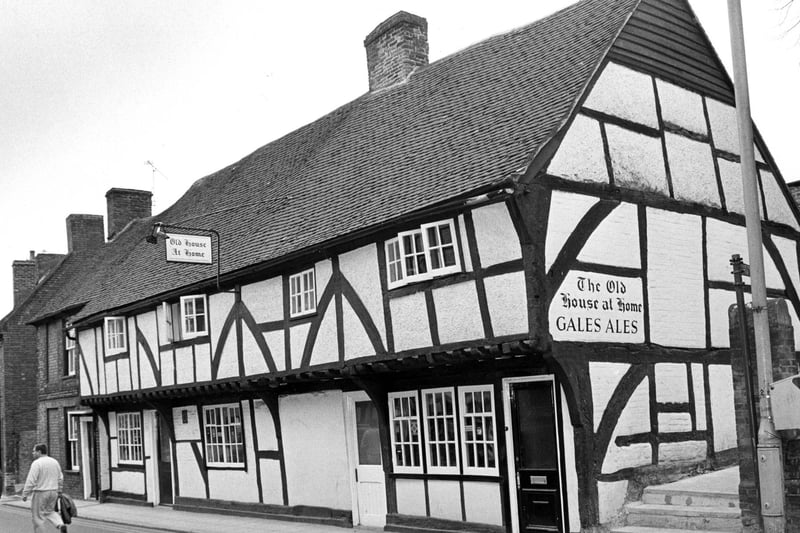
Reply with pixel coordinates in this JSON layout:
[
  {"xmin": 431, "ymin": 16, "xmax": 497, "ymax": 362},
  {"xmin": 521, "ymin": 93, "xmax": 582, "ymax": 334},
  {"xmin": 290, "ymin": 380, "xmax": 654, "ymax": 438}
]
[
  {"xmin": 432, "ymin": 281, "xmax": 484, "ymax": 344},
  {"xmin": 342, "ymin": 299, "xmax": 377, "ymax": 360},
  {"xmin": 590, "ymin": 362, "xmax": 630, "ymax": 432},
  {"xmin": 483, "ymin": 271, "xmax": 528, "ymax": 338},
  {"xmin": 78, "ymin": 329, "xmax": 97, "ymax": 397},
  {"xmin": 208, "ymin": 402, "xmax": 259, "ymax": 503},
  {"xmin": 718, "ymin": 158, "xmax": 766, "ymax": 218},
  {"xmin": 655, "ymin": 363, "xmax": 689, "ymax": 403},
  {"xmin": 584, "ymin": 62, "xmax": 658, "ymax": 128},
  {"xmin": 309, "ymin": 307, "xmax": 339, "ymax": 366},
  {"xmin": 656, "ymin": 79, "xmax": 707, "ymax": 136},
  {"xmin": 127, "ymin": 324, "xmax": 140, "ymax": 391},
  {"xmin": 647, "ymin": 209, "xmax": 705, "ymax": 348},
  {"xmin": 550, "ymin": 271, "xmax": 644, "ymax": 343},
  {"xmin": 546, "ymin": 191, "xmax": 602, "ymax": 271},
  {"xmin": 315, "ymin": 259, "xmax": 333, "ymax": 297},
  {"xmin": 253, "ymin": 399, "xmax": 278, "ymax": 450},
  {"xmin": 263, "ymin": 331, "xmax": 285, "ymax": 372},
  {"xmin": 761, "ymin": 169, "xmax": 800, "ymax": 230},
  {"xmin": 606, "ymin": 124, "xmax": 669, "ymax": 195},
  {"xmin": 665, "ymin": 133, "xmax": 720, "ymax": 207},
  {"xmin": 175, "ymin": 442, "xmax": 205, "ymax": 498},
  {"xmin": 546, "ymin": 114, "xmax": 609, "ymax": 184},
  {"xmin": 242, "ymin": 327, "xmax": 269, "ymax": 376},
  {"xmin": 706, "ymin": 98, "xmax": 765, "ymax": 161},
  {"xmin": 576, "ymin": 202, "xmax": 639, "ymax": 269},
  {"xmin": 289, "ymin": 322, "xmax": 310, "ymax": 370},
  {"xmin": 339, "ymin": 244, "xmax": 386, "ymax": 344},
  {"xmin": 705, "ymin": 218, "xmax": 783, "ymax": 288},
  {"xmin": 471, "ymin": 202, "xmax": 522, "ymax": 268},
  {"xmin": 210, "ymin": 291, "xmax": 237, "ymax": 378},
  {"xmin": 240, "ymin": 276, "xmax": 283, "ymax": 323},
  {"xmin": 601, "ymin": 379, "xmax": 652, "ymax": 474},
  {"xmin": 709, "ymin": 364, "xmax": 737, "ymax": 452},
  {"xmin": 390, "ymin": 292, "xmax": 432, "ymax": 352}
]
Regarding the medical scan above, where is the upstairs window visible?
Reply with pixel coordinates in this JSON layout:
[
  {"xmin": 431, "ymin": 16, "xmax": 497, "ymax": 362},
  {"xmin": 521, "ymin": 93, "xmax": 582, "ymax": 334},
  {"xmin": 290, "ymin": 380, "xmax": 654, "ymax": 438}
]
[
  {"xmin": 117, "ymin": 412, "xmax": 143, "ymax": 464},
  {"xmin": 162, "ymin": 294, "xmax": 208, "ymax": 343},
  {"xmin": 65, "ymin": 329, "xmax": 77, "ymax": 376},
  {"xmin": 104, "ymin": 317, "xmax": 127, "ymax": 355},
  {"xmin": 386, "ymin": 219, "xmax": 461, "ymax": 289},
  {"xmin": 289, "ymin": 268, "xmax": 316, "ymax": 318}
]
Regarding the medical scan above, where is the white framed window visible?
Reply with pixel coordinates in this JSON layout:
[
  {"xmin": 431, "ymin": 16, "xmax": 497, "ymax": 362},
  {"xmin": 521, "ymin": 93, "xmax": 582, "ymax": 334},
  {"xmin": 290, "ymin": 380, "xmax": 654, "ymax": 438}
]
[
  {"xmin": 65, "ymin": 329, "xmax": 76, "ymax": 376},
  {"xmin": 388, "ymin": 391, "xmax": 422, "ymax": 473},
  {"xmin": 203, "ymin": 403, "xmax": 245, "ymax": 467},
  {"xmin": 289, "ymin": 268, "xmax": 316, "ymax": 318},
  {"xmin": 117, "ymin": 412, "xmax": 143, "ymax": 464},
  {"xmin": 104, "ymin": 317, "xmax": 127, "ymax": 355},
  {"xmin": 422, "ymin": 387, "xmax": 459, "ymax": 474},
  {"xmin": 180, "ymin": 295, "xmax": 208, "ymax": 339},
  {"xmin": 385, "ymin": 219, "xmax": 461, "ymax": 288},
  {"xmin": 67, "ymin": 413, "xmax": 80, "ymax": 471},
  {"xmin": 458, "ymin": 385, "xmax": 498, "ymax": 475}
]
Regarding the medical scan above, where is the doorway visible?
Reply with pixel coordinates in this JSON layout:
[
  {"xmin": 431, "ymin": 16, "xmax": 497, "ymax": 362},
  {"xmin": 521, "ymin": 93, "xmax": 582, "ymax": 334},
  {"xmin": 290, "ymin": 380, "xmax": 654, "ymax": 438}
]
[
  {"xmin": 344, "ymin": 391, "xmax": 387, "ymax": 528},
  {"xmin": 504, "ymin": 376, "xmax": 565, "ymax": 533},
  {"xmin": 79, "ymin": 416, "xmax": 96, "ymax": 500},
  {"xmin": 156, "ymin": 412, "xmax": 173, "ymax": 505}
]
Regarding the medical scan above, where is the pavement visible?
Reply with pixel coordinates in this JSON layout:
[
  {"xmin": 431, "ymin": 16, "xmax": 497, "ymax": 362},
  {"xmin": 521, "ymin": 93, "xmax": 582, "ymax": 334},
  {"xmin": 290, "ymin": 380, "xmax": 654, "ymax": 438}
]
[{"xmin": 0, "ymin": 494, "xmax": 369, "ymax": 533}]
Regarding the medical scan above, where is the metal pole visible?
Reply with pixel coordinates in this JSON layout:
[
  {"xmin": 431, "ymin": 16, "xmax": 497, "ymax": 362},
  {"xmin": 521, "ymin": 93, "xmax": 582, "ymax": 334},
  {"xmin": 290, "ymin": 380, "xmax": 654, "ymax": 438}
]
[{"xmin": 726, "ymin": 2, "xmax": 784, "ymax": 530}]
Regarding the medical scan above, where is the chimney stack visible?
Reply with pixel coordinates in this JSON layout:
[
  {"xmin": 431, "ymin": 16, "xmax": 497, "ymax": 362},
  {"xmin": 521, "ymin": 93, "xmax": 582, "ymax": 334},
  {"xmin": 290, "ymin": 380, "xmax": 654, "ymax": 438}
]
[
  {"xmin": 106, "ymin": 188, "xmax": 152, "ymax": 240},
  {"xmin": 364, "ymin": 11, "xmax": 428, "ymax": 92},
  {"xmin": 11, "ymin": 252, "xmax": 36, "ymax": 307},
  {"xmin": 66, "ymin": 214, "xmax": 104, "ymax": 253}
]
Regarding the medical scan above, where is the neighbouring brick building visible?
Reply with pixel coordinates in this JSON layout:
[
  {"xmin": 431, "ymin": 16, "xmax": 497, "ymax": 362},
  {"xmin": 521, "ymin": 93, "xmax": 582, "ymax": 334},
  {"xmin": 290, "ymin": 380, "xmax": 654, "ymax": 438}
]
[{"xmin": 21, "ymin": 1, "xmax": 800, "ymax": 532}]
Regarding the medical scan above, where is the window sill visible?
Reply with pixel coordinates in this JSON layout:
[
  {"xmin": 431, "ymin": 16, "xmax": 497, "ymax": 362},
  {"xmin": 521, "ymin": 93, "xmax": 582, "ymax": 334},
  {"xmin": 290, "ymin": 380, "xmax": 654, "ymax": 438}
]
[
  {"xmin": 387, "ymin": 270, "xmax": 470, "ymax": 294},
  {"xmin": 160, "ymin": 335, "xmax": 210, "ymax": 351},
  {"xmin": 105, "ymin": 350, "xmax": 129, "ymax": 361}
]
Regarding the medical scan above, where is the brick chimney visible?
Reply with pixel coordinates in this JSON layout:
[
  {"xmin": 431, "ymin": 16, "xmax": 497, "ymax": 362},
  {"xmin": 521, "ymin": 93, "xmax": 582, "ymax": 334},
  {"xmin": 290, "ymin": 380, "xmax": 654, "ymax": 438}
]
[
  {"xmin": 12, "ymin": 252, "xmax": 36, "ymax": 307},
  {"xmin": 66, "ymin": 214, "xmax": 104, "ymax": 253},
  {"xmin": 106, "ymin": 188, "xmax": 152, "ymax": 240},
  {"xmin": 364, "ymin": 11, "xmax": 428, "ymax": 92}
]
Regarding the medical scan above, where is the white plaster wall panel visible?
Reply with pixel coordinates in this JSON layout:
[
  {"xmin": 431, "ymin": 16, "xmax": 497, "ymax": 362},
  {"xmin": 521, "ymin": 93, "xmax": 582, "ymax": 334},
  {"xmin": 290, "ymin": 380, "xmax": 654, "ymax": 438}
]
[
  {"xmin": 458, "ymin": 214, "xmax": 473, "ymax": 272},
  {"xmin": 175, "ymin": 442, "xmax": 205, "ymax": 498},
  {"xmin": 718, "ymin": 157, "xmax": 767, "ymax": 218},
  {"xmin": 660, "ymin": 441, "xmax": 707, "ymax": 463},
  {"xmin": 427, "ymin": 479, "xmax": 462, "ymax": 521},
  {"xmin": 110, "ymin": 439, "xmax": 119, "ymax": 467},
  {"xmin": 242, "ymin": 328, "xmax": 269, "ymax": 376},
  {"xmin": 693, "ymin": 364, "xmax": 707, "ymax": 431},
  {"xmin": 264, "ymin": 331, "xmax": 285, "ymax": 372},
  {"xmin": 709, "ymin": 365, "xmax": 737, "ymax": 451},
  {"xmin": 99, "ymin": 416, "xmax": 110, "ymax": 491},
  {"xmin": 105, "ymin": 361, "xmax": 118, "ymax": 394},
  {"xmin": 342, "ymin": 300, "xmax": 375, "ymax": 360},
  {"xmin": 259, "ymin": 460, "xmax": 284, "ymax": 505},
  {"xmin": 172, "ymin": 405, "xmax": 201, "ymax": 441},
  {"xmin": 240, "ymin": 276, "xmax": 283, "ymax": 323},
  {"xmin": 395, "ymin": 478, "xmax": 426, "ymax": 517},
  {"xmin": 761, "ymin": 170, "xmax": 800, "ymax": 229},
  {"xmin": 253, "ymin": 399, "xmax": 278, "ymax": 450},
  {"xmin": 706, "ymin": 218, "xmax": 782, "ymax": 287},
  {"xmin": 463, "ymin": 482, "xmax": 502, "ymax": 525},
  {"xmin": 775, "ymin": 237, "xmax": 800, "ymax": 297},
  {"xmin": 655, "ymin": 363, "xmax": 689, "ymax": 403},
  {"xmin": 215, "ymin": 328, "xmax": 238, "ymax": 379},
  {"xmin": 561, "ymin": 389, "xmax": 581, "ymax": 533},
  {"xmin": 109, "ymin": 412, "xmax": 118, "ymax": 468},
  {"xmin": 390, "ymin": 292, "xmax": 432, "ymax": 351},
  {"xmin": 109, "ymin": 411, "xmax": 117, "ymax": 436},
  {"xmin": 656, "ymin": 79, "xmax": 707, "ymax": 135},
  {"xmin": 590, "ymin": 363, "xmax": 630, "ymax": 431},
  {"xmin": 706, "ymin": 99, "xmax": 763, "ymax": 158},
  {"xmin": 129, "ymin": 332, "xmax": 140, "ymax": 390},
  {"xmin": 546, "ymin": 115, "xmax": 609, "ymax": 184},
  {"xmin": 658, "ymin": 413, "xmax": 693, "ymax": 433},
  {"xmin": 708, "ymin": 289, "xmax": 736, "ymax": 348},
  {"xmin": 195, "ymin": 343, "xmax": 212, "ymax": 382},
  {"xmin": 577, "ymin": 202, "xmax": 640, "ymax": 268},
  {"xmin": 112, "ymin": 470, "xmax": 145, "ymax": 495},
  {"xmin": 175, "ymin": 346, "xmax": 194, "ymax": 384},
  {"xmin": 339, "ymin": 244, "xmax": 387, "ymax": 343},
  {"xmin": 156, "ymin": 304, "xmax": 169, "ymax": 346},
  {"xmin": 118, "ymin": 359, "xmax": 132, "ymax": 392},
  {"xmin": 432, "ymin": 282, "xmax": 484, "ymax": 344},
  {"xmin": 665, "ymin": 133, "xmax": 720, "ymax": 207},
  {"xmin": 607, "ymin": 125, "xmax": 669, "ymax": 195},
  {"xmin": 289, "ymin": 323, "xmax": 310, "ymax": 369},
  {"xmin": 310, "ymin": 309, "xmax": 339, "ymax": 366},
  {"xmin": 209, "ymin": 291, "xmax": 236, "ymax": 361},
  {"xmin": 78, "ymin": 329, "xmax": 97, "ymax": 397},
  {"xmin": 546, "ymin": 192, "xmax": 599, "ymax": 271},
  {"xmin": 280, "ymin": 391, "xmax": 351, "ymax": 509},
  {"xmin": 79, "ymin": 358, "xmax": 90, "ymax": 397},
  {"xmin": 598, "ymin": 480, "xmax": 629, "ymax": 524},
  {"xmin": 584, "ymin": 63, "xmax": 658, "ymax": 128},
  {"xmin": 601, "ymin": 380, "xmax": 652, "ymax": 474},
  {"xmin": 315, "ymin": 259, "xmax": 333, "ymax": 299},
  {"xmin": 161, "ymin": 350, "xmax": 175, "ymax": 386},
  {"xmin": 472, "ymin": 202, "xmax": 522, "ymax": 268},
  {"xmin": 484, "ymin": 271, "xmax": 529, "ymax": 337},
  {"xmin": 136, "ymin": 309, "xmax": 158, "ymax": 354},
  {"xmin": 209, "ymin": 469, "xmax": 259, "ymax": 503}
]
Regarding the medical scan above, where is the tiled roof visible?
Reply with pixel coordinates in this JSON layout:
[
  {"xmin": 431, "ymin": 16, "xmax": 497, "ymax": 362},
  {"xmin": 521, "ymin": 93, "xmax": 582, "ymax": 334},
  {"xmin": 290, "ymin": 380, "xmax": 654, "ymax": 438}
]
[{"xmin": 34, "ymin": 0, "xmax": 640, "ymax": 324}]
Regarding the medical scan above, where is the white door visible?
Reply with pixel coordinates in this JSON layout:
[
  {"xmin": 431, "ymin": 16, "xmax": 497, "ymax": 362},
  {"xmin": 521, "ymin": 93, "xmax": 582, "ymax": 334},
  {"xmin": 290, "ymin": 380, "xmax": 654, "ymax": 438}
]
[{"xmin": 344, "ymin": 391, "xmax": 387, "ymax": 528}]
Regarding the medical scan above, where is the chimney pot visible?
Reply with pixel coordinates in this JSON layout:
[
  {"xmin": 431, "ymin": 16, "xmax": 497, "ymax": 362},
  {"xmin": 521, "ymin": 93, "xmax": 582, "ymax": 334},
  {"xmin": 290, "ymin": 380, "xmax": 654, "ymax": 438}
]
[
  {"xmin": 106, "ymin": 188, "xmax": 153, "ymax": 240},
  {"xmin": 364, "ymin": 11, "xmax": 428, "ymax": 92}
]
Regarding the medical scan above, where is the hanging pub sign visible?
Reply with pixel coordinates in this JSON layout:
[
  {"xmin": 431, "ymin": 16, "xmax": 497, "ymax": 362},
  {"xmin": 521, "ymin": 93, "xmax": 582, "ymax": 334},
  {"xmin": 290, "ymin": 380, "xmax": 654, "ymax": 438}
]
[
  {"xmin": 165, "ymin": 233, "xmax": 213, "ymax": 264},
  {"xmin": 549, "ymin": 271, "xmax": 645, "ymax": 343}
]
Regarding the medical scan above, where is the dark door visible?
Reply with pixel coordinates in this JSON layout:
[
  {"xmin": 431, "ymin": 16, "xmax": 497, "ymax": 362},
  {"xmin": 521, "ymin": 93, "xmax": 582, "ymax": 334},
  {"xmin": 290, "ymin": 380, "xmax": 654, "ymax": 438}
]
[
  {"xmin": 510, "ymin": 380, "xmax": 562, "ymax": 532},
  {"xmin": 88, "ymin": 420, "xmax": 97, "ymax": 498},
  {"xmin": 157, "ymin": 413, "xmax": 173, "ymax": 505}
]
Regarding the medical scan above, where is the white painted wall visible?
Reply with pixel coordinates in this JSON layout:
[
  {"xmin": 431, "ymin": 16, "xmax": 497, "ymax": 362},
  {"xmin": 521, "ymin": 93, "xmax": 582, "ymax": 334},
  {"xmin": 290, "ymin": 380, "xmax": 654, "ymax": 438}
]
[
  {"xmin": 584, "ymin": 62, "xmax": 658, "ymax": 128},
  {"xmin": 547, "ymin": 115, "xmax": 609, "ymax": 184},
  {"xmin": 655, "ymin": 363, "xmax": 688, "ymax": 403},
  {"xmin": 112, "ymin": 470, "xmax": 145, "ymax": 495},
  {"xmin": 259, "ymin": 459, "xmax": 284, "ymax": 505},
  {"xmin": 210, "ymin": 292, "xmax": 237, "ymax": 378},
  {"xmin": 578, "ymin": 203, "xmax": 639, "ymax": 268},
  {"xmin": 241, "ymin": 276, "xmax": 283, "ymax": 323},
  {"xmin": 463, "ymin": 482, "xmax": 502, "ymax": 525},
  {"xmin": 395, "ymin": 478, "xmax": 426, "ymax": 517},
  {"xmin": 656, "ymin": 79, "xmax": 706, "ymax": 136},
  {"xmin": 390, "ymin": 292, "xmax": 431, "ymax": 351},
  {"xmin": 427, "ymin": 479, "xmax": 462, "ymax": 521},
  {"xmin": 176, "ymin": 346, "xmax": 194, "ymax": 383},
  {"xmin": 546, "ymin": 192, "xmax": 599, "ymax": 271},
  {"xmin": 342, "ymin": 300, "xmax": 376, "ymax": 360},
  {"xmin": 471, "ymin": 202, "xmax": 522, "ymax": 267},
  {"xmin": 432, "ymin": 281, "xmax": 484, "ymax": 344},
  {"xmin": 484, "ymin": 271, "xmax": 528, "ymax": 337},
  {"xmin": 590, "ymin": 363, "xmax": 629, "ymax": 432},
  {"xmin": 597, "ymin": 480, "xmax": 628, "ymax": 524},
  {"xmin": 606, "ymin": 125, "xmax": 668, "ymax": 195},
  {"xmin": 339, "ymin": 244, "xmax": 386, "ymax": 345},
  {"xmin": 172, "ymin": 405, "xmax": 201, "ymax": 441},
  {"xmin": 175, "ymin": 442, "xmax": 205, "ymax": 498},
  {"xmin": 78, "ymin": 329, "xmax": 97, "ymax": 397},
  {"xmin": 692, "ymin": 364, "xmax": 707, "ymax": 431},
  {"xmin": 665, "ymin": 133, "xmax": 720, "ymax": 207},
  {"xmin": 709, "ymin": 365, "xmax": 737, "ymax": 452},
  {"xmin": 601, "ymin": 380, "xmax": 652, "ymax": 474},
  {"xmin": 243, "ymin": 329, "xmax": 269, "ymax": 375},
  {"xmin": 309, "ymin": 308, "xmax": 338, "ymax": 366},
  {"xmin": 289, "ymin": 322, "xmax": 310, "ymax": 369},
  {"xmin": 761, "ymin": 170, "xmax": 799, "ymax": 230}
]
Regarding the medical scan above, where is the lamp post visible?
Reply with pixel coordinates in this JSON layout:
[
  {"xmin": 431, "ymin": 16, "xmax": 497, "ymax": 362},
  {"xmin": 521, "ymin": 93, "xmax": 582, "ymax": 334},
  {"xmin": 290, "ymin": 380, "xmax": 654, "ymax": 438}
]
[{"xmin": 146, "ymin": 222, "xmax": 228, "ymax": 293}]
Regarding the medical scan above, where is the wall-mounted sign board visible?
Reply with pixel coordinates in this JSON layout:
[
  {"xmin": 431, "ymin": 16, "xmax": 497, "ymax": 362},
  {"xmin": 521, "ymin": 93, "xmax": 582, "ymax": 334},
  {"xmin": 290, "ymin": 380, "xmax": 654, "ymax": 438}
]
[{"xmin": 165, "ymin": 233, "xmax": 213, "ymax": 264}]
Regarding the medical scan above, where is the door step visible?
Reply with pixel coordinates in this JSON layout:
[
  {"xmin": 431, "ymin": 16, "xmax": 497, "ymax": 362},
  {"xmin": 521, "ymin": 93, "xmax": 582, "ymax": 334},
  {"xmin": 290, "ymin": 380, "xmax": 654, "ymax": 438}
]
[{"xmin": 624, "ymin": 501, "xmax": 741, "ymax": 531}]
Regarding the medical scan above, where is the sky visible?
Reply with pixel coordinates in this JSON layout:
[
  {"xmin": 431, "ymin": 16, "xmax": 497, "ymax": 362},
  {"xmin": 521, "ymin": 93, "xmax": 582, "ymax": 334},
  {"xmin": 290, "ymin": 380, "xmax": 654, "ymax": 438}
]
[{"xmin": 1, "ymin": 0, "xmax": 799, "ymax": 318}]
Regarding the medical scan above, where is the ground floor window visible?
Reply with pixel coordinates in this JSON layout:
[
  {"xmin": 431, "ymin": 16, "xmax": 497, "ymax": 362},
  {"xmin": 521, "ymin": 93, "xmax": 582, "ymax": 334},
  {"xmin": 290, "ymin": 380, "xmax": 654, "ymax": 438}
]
[
  {"xmin": 67, "ymin": 413, "xmax": 80, "ymax": 471},
  {"xmin": 117, "ymin": 412, "xmax": 143, "ymax": 464},
  {"xmin": 203, "ymin": 403, "xmax": 245, "ymax": 467}
]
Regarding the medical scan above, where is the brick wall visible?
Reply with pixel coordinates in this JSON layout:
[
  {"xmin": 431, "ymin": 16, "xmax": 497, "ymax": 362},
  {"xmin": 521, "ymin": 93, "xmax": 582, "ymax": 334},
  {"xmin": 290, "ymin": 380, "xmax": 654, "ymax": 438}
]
[
  {"xmin": 106, "ymin": 188, "xmax": 152, "ymax": 240},
  {"xmin": 12, "ymin": 258, "xmax": 36, "ymax": 307}
]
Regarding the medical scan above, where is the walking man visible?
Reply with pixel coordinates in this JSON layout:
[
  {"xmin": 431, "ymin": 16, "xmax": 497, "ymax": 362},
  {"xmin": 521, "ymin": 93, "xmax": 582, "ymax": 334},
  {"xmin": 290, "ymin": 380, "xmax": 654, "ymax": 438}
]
[{"xmin": 22, "ymin": 444, "xmax": 67, "ymax": 533}]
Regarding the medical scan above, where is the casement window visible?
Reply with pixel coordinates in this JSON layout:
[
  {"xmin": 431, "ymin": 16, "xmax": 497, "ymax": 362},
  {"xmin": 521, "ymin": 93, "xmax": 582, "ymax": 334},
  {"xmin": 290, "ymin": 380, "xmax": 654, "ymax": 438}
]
[
  {"xmin": 64, "ymin": 329, "xmax": 76, "ymax": 377},
  {"xmin": 67, "ymin": 413, "xmax": 80, "ymax": 471},
  {"xmin": 117, "ymin": 412, "xmax": 143, "ymax": 464},
  {"xmin": 289, "ymin": 268, "xmax": 316, "ymax": 318},
  {"xmin": 388, "ymin": 385, "xmax": 498, "ymax": 476},
  {"xmin": 203, "ymin": 403, "xmax": 245, "ymax": 467},
  {"xmin": 388, "ymin": 391, "xmax": 422, "ymax": 473},
  {"xmin": 386, "ymin": 219, "xmax": 461, "ymax": 289},
  {"xmin": 104, "ymin": 317, "xmax": 127, "ymax": 355},
  {"xmin": 162, "ymin": 294, "xmax": 208, "ymax": 342}
]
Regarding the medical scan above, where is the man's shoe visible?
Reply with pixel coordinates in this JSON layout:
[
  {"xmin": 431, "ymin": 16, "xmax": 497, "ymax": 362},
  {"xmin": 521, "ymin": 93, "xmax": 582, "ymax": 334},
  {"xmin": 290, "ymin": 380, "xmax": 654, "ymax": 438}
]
[{"xmin": 59, "ymin": 526, "xmax": 67, "ymax": 533}]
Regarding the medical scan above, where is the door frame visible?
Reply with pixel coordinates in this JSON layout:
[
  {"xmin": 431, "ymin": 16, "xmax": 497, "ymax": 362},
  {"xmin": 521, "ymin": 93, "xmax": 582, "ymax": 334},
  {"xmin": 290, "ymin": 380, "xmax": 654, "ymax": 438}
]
[
  {"xmin": 79, "ymin": 415, "xmax": 94, "ymax": 500},
  {"xmin": 503, "ymin": 375, "xmax": 566, "ymax": 533}
]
